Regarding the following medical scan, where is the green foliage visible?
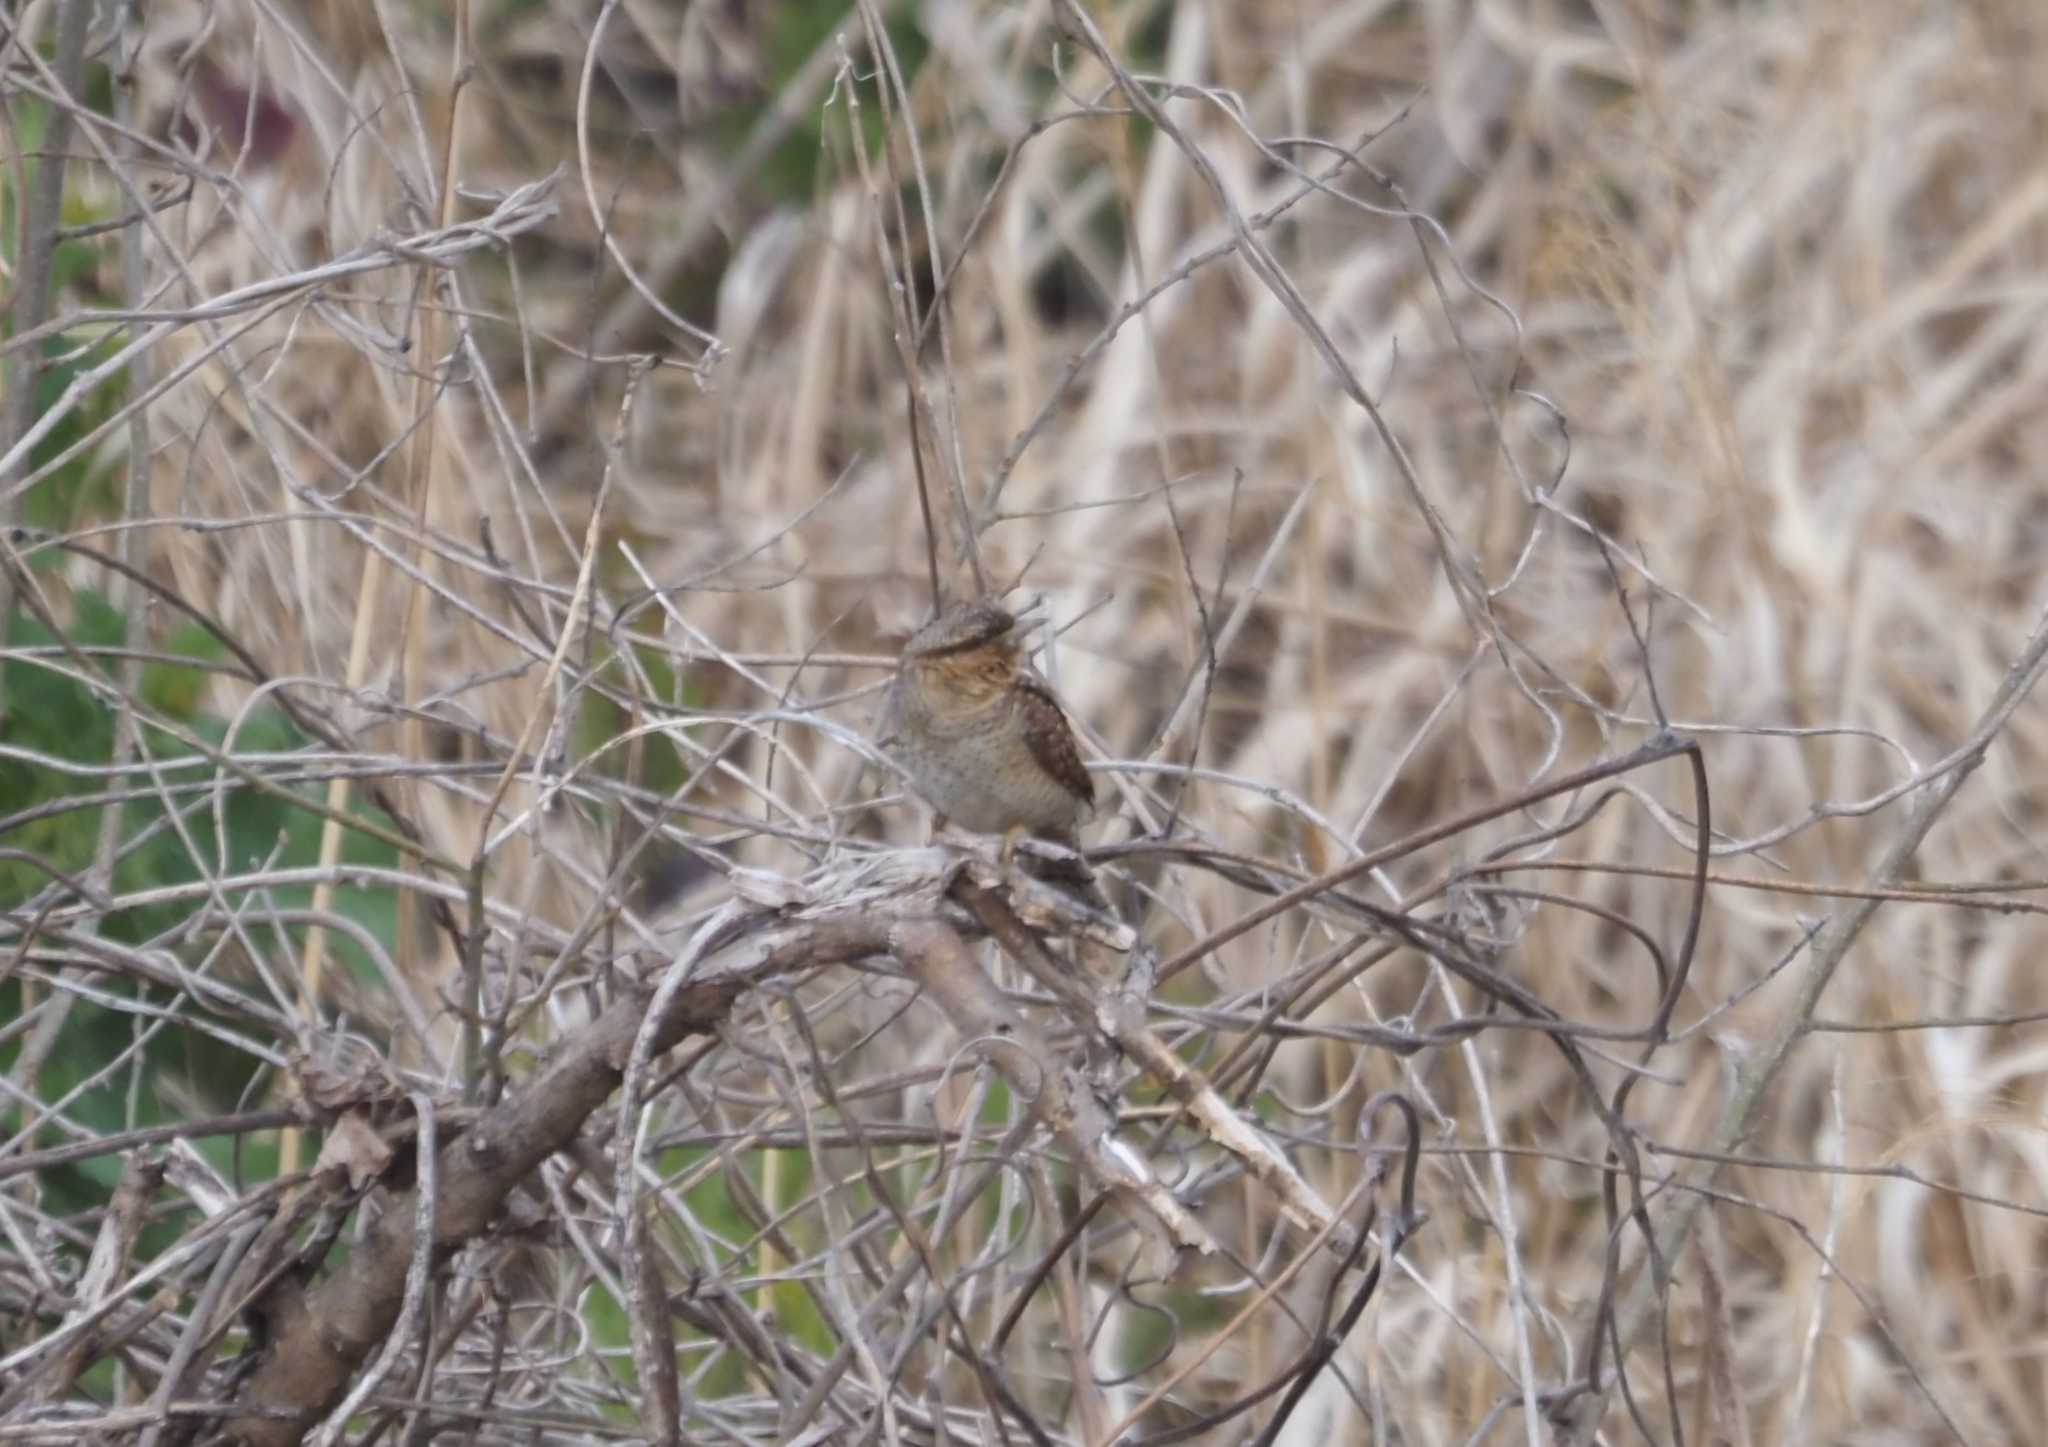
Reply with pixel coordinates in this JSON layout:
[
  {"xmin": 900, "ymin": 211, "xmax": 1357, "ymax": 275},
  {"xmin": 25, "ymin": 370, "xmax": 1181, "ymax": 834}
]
[
  {"xmin": 1, "ymin": 591, "xmax": 125, "ymax": 904},
  {"xmin": 0, "ymin": 58, "xmax": 398, "ymax": 1192},
  {"xmin": 629, "ymin": 1140, "xmax": 843, "ymax": 1394},
  {"xmin": 2, "ymin": 78, "xmax": 127, "ymax": 546},
  {"xmin": 572, "ymin": 642, "xmax": 690, "ymax": 798},
  {"xmin": 0, "ymin": 592, "xmax": 401, "ymax": 1196},
  {"xmin": 20, "ymin": 330, "xmax": 128, "ymax": 539},
  {"xmin": 706, "ymin": 2, "xmax": 933, "ymax": 205}
]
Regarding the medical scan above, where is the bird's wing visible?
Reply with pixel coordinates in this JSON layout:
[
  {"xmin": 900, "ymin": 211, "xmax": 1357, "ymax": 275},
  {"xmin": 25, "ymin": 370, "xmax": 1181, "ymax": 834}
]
[{"xmin": 1014, "ymin": 673, "xmax": 1095, "ymax": 809}]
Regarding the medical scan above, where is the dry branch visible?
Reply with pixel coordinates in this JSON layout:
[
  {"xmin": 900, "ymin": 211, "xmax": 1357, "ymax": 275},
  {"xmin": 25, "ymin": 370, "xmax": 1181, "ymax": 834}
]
[{"xmin": 6, "ymin": 3, "xmax": 2047, "ymax": 1443}]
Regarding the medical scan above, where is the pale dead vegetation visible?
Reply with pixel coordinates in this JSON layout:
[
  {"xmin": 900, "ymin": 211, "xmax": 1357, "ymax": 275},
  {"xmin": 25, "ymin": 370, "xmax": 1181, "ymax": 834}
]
[{"xmin": 4, "ymin": 0, "xmax": 2048, "ymax": 1442}]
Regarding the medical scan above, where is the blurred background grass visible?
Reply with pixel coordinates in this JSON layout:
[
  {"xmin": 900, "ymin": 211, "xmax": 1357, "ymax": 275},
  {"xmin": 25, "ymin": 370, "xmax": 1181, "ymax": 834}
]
[{"xmin": 6, "ymin": 0, "xmax": 2048, "ymax": 1440}]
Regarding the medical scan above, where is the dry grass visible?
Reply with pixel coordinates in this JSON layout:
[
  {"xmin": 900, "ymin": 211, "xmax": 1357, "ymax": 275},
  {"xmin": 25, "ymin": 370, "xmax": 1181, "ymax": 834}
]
[{"xmin": 5, "ymin": 0, "xmax": 2048, "ymax": 1441}]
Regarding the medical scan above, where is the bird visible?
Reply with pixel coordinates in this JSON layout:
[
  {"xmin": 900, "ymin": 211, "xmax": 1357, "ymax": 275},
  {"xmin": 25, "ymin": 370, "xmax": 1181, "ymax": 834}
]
[{"xmin": 876, "ymin": 599, "xmax": 1098, "ymax": 861}]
